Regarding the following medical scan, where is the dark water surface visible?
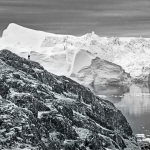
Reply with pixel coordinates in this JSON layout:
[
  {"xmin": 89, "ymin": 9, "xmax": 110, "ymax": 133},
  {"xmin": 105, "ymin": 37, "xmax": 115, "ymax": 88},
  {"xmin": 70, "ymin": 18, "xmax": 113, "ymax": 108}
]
[{"xmin": 94, "ymin": 84, "xmax": 150, "ymax": 136}]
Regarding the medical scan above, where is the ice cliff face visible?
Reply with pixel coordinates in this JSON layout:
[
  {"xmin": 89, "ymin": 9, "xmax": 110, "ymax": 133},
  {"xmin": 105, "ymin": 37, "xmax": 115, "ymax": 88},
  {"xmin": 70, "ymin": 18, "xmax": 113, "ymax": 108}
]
[
  {"xmin": 41, "ymin": 35, "xmax": 150, "ymax": 83},
  {"xmin": 0, "ymin": 50, "xmax": 138, "ymax": 149},
  {"xmin": 0, "ymin": 23, "xmax": 131, "ymax": 86},
  {"xmin": 71, "ymin": 52, "xmax": 130, "ymax": 86}
]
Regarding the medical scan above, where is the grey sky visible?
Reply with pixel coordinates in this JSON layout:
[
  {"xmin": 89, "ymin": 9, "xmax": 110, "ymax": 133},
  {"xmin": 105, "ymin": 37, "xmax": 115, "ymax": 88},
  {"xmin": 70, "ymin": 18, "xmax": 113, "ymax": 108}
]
[{"xmin": 0, "ymin": 0, "xmax": 150, "ymax": 37}]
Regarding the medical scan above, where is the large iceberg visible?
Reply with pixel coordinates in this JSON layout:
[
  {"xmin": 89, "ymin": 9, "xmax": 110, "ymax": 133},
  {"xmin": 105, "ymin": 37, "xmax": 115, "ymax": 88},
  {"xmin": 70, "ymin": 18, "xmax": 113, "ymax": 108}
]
[{"xmin": 0, "ymin": 23, "xmax": 132, "ymax": 85}]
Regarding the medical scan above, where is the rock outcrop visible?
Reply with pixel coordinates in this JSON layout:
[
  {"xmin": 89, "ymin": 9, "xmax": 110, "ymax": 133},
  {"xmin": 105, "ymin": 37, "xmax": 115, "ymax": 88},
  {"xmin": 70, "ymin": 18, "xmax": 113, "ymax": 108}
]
[{"xmin": 0, "ymin": 50, "xmax": 138, "ymax": 149}]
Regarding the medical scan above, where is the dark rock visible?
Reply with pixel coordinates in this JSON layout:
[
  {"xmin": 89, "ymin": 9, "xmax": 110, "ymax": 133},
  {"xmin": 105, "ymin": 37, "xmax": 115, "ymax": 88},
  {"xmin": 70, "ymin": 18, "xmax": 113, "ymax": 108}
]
[{"xmin": 13, "ymin": 73, "xmax": 20, "ymax": 79}]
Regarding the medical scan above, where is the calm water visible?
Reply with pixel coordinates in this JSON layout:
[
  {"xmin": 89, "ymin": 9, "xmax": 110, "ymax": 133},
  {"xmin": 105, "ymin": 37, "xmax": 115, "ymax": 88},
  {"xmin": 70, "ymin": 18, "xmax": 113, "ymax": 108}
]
[{"xmin": 93, "ymin": 84, "xmax": 150, "ymax": 136}]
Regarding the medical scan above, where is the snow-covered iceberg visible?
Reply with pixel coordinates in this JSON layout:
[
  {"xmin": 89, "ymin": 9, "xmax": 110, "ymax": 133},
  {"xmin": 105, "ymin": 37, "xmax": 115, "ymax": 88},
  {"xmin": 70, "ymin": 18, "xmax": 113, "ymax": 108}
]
[{"xmin": 0, "ymin": 23, "xmax": 131, "ymax": 85}]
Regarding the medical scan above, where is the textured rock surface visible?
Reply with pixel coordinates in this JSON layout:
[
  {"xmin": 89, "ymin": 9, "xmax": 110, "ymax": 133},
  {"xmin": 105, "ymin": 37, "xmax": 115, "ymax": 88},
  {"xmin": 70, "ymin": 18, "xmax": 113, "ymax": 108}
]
[{"xmin": 0, "ymin": 50, "xmax": 139, "ymax": 150}]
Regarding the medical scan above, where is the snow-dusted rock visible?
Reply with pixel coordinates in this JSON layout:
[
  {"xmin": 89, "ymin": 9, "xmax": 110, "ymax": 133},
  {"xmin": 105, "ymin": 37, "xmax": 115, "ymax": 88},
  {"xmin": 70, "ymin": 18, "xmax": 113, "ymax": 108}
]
[{"xmin": 0, "ymin": 50, "xmax": 139, "ymax": 149}]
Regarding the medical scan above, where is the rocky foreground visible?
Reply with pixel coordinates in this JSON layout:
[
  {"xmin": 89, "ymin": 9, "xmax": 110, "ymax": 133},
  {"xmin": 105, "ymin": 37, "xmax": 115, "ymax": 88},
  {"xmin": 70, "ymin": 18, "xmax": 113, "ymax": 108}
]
[{"xmin": 0, "ymin": 50, "xmax": 139, "ymax": 149}]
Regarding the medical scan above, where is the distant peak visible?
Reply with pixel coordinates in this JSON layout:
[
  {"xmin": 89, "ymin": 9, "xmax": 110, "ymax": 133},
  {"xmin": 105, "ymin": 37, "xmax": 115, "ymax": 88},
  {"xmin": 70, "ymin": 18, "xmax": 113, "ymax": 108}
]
[
  {"xmin": 6, "ymin": 23, "xmax": 39, "ymax": 32},
  {"xmin": 8, "ymin": 23, "xmax": 21, "ymax": 27},
  {"xmin": 6, "ymin": 23, "xmax": 28, "ymax": 31},
  {"xmin": 92, "ymin": 31, "xmax": 95, "ymax": 34},
  {"xmin": 83, "ymin": 31, "xmax": 100, "ymax": 40}
]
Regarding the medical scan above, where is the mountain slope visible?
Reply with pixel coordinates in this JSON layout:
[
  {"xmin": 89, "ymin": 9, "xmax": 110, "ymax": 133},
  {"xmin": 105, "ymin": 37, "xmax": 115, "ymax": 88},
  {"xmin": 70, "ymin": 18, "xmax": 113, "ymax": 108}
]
[{"xmin": 0, "ymin": 50, "xmax": 138, "ymax": 150}]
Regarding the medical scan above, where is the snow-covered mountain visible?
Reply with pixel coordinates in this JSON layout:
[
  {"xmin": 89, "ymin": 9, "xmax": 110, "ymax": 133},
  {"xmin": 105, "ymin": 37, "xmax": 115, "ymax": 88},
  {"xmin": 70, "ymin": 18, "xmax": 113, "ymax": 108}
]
[
  {"xmin": 0, "ymin": 50, "xmax": 139, "ymax": 149},
  {"xmin": 0, "ymin": 23, "xmax": 132, "ymax": 86}
]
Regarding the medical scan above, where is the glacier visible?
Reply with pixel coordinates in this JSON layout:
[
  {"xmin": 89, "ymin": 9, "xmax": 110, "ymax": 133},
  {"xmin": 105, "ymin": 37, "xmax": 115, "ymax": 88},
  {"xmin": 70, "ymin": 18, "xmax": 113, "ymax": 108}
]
[{"xmin": 1, "ymin": 23, "xmax": 150, "ymax": 85}]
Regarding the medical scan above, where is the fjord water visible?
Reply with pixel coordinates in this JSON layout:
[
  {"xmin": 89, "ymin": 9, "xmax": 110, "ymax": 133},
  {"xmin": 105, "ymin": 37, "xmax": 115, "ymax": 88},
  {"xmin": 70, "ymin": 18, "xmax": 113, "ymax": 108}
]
[{"xmin": 94, "ymin": 84, "xmax": 150, "ymax": 136}]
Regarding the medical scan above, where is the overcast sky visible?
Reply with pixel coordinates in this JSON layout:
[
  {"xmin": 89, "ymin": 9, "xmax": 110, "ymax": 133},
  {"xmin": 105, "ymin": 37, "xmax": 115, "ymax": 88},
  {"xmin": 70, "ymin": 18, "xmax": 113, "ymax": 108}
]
[{"xmin": 0, "ymin": 0, "xmax": 150, "ymax": 37}]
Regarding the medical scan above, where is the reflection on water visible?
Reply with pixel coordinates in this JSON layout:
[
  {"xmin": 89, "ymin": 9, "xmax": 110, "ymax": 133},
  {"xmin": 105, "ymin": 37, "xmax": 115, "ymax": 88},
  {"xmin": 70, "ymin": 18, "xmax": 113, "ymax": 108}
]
[
  {"xmin": 93, "ymin": 84, "xmax": 150, "ymax": 136},
  {"xmin": 116, "ymin": 84, "xmax": 150, "ymax": 116}
]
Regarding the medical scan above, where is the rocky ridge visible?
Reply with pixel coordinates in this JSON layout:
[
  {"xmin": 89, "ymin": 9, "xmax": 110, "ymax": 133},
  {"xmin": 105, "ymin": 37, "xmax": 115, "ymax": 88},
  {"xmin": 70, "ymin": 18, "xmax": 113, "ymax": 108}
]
[{"xmin": 0, "ymin": 50, "xmax": 139, "ymax": 149}]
